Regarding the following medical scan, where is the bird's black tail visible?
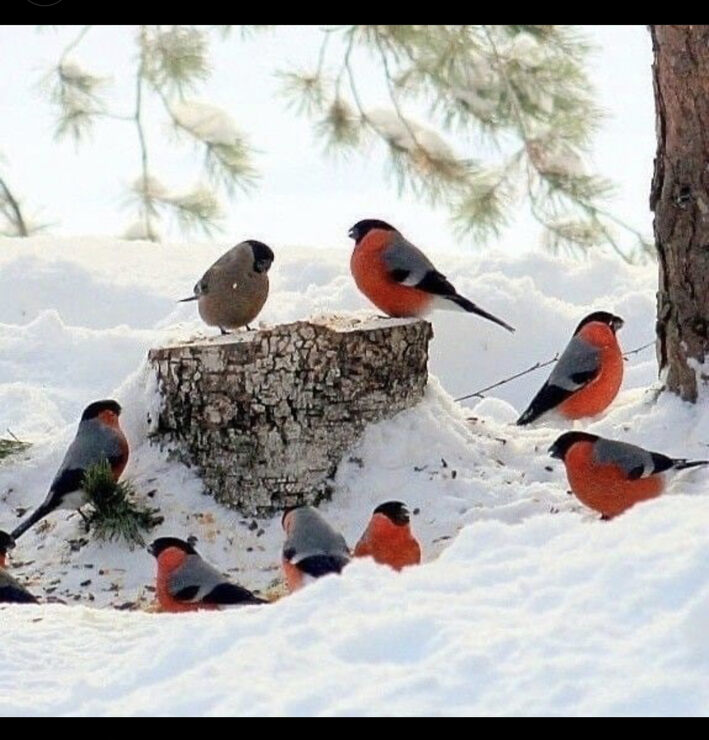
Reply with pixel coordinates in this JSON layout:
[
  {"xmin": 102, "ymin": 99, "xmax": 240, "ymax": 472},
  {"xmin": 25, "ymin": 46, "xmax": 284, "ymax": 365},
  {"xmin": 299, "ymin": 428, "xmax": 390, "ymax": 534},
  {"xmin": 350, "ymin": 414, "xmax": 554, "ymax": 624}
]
[
  {"xmin": 673, "ymin": 459, "xmax": 709, "ymax": 471},
  {"xmin": 516, "ymin": 384, "xmax": 570, "ymax": 426},
  {"xmin": 177, "ymin": 295, "xmax": 198, "ymax": 303},
  {"xmin": 448, "ymin": 295, "xmax": 515, "ymax": 333},
  {"xmin": 11, "ymin": 502, "xmax": 53, "ymax": 541}
]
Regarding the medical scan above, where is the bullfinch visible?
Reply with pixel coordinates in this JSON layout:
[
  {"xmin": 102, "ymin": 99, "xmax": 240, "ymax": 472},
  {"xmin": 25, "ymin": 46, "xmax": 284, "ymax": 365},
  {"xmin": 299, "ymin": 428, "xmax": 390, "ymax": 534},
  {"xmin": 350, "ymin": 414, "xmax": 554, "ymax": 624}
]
[
  {"xmin": 348, "ymin": 219, "xmax": 515, "ymax": 331},
  {"xmin": 281, "ymin": 505, "xmax": 351, "ymax": 593},
  {"xmin": 148, "ymin": 537, "xmax": 266, "ymax": 613},
  {"xmin": 354, "ymin": 501, "xmax": 421, "ymax": 571},
  {"xmin": 0, "ymin": 532, "xmax": 37, "ymax": 604},
  {"xmin": 179, "ymin": 240, "xmax": 274, "ymax": 334},
  {"xmin": 11, "ymin": 400, "xmax": 129, "ymax": 540},
  {"xmin": 549, "ymin": 431, "xmax": 709, "ymax": 518},
  {"xmin": 517, "ymin": 311, "xmax": 624, "ymax": 425}
]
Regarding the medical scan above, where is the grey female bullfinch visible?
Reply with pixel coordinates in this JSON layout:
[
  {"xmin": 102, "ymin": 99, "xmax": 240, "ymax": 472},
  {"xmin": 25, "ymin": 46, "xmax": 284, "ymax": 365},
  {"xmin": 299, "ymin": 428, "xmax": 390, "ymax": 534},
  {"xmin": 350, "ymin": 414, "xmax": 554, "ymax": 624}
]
[{"xmin": 179, "ymin": 240, "xmax": 274, "ymax": 334}]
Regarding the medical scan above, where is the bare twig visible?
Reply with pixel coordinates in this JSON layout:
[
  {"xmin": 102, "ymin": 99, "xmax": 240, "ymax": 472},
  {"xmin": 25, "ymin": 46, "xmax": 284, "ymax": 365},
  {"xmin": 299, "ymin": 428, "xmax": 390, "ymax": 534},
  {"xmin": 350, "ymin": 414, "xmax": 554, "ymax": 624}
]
[
  {"xmin": 455, "ymin": 353, "xmax": 559, "ymax": 402},
  {"xmin": 454, "ymin": 339, "xmax": 655, "ymax": 402},
  {"xmin": 623, "ymin": 339, "xmax": 655, "ymax": 358}
]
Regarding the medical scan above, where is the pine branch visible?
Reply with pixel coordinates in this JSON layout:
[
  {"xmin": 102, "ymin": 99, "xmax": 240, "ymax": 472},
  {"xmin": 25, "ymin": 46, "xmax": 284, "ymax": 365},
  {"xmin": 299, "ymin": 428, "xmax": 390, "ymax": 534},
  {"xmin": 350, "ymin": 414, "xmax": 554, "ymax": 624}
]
[
  {"xmin": 0, "ymin": 175, "xmax": 29, "ymax": 237},
  {"xmin": 82, "ymin": 460, "xmax": 163, "ymax": 548}
]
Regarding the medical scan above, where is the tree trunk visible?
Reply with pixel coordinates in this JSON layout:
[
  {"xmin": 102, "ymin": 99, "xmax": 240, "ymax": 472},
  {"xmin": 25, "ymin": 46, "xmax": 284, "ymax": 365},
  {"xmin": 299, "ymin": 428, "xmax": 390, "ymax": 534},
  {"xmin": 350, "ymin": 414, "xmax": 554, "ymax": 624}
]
[
  {"xmin": 148, "ymin": 317, "xmax": 432, "ymax": 516},
  {"xmin": 651, "ymin": 25, "xmax": 709, "ymax": 402}
]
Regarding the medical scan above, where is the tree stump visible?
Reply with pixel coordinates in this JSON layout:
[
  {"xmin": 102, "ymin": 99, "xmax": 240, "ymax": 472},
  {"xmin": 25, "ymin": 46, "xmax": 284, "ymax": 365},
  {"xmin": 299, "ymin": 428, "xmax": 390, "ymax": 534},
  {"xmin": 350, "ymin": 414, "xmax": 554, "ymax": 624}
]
[{"xmin": 148, "ymin": 316, "xmax": 433, "ymax": 515}]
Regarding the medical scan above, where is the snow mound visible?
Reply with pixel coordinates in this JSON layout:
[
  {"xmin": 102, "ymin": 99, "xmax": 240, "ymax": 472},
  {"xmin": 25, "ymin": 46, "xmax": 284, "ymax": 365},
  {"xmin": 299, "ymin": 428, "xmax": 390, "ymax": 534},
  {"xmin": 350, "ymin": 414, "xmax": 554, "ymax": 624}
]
[{"xmin": 4, "ymin": 235, "xmax": 704, "ymax": 716}]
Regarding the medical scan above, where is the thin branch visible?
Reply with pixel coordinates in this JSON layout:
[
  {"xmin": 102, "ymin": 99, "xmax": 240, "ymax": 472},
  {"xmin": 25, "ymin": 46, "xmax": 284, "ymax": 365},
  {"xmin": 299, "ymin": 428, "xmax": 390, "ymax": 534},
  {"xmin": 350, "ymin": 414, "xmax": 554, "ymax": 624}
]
[
  {"xmin": 59, "ymin": 25, "xmax": 92, "ymax": 64},
  {"xmin": 454, "ymin": 339, "xmax": 655, "ymax": 402},
  {"xmin": 0, "ymin": 176, "xmax": 28, "ymax": 236},
  {"xmin": 135, "ymin": 26, "xmax": 154, "ymax": 240},
  {"xmin": 455, "ymin": 354, "xmax": 560, "ymax": 402},
  {"xmin": 622, "ymin": 340, "xmax": 655, "ymax": 358}
]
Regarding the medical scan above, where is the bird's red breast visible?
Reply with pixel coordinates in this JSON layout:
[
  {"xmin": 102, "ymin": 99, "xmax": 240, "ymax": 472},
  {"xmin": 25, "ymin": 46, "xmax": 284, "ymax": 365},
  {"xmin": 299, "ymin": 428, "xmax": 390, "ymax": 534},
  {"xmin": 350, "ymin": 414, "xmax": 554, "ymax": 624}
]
[
  {"xmin": 354, "ymin": 514, "xmax": 421, "ymax": 571},
  {"xmin": 559, "ymin": 322, "xmax": 623, "ymax": 420},
  {"xmin": 564, "ymin": 440, "xmax": 664, "ymax": 518},
  {"xmin": 350, "ymin": 229, "xmax": 431, "ymax": 318},
  {"xmin": 155, "ymin": 546, "xmax": 218, "ymax": 613},
  {"xmin": 99, "ymin": 410, "xmax": 130, "ymax": 480},
  {"xmin": 282, "ymin": 557, "xmax": 304, "ymax": 593}
]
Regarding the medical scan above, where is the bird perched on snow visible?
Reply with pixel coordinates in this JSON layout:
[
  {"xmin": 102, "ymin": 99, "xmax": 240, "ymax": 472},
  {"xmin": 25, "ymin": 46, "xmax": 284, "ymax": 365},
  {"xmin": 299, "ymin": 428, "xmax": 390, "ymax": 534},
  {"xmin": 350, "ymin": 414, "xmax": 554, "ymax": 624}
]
[
  {"xmin": 517, "ymin": 311, "xmax": 625, "ymax": 426},
  {"xmin": 354, "ymin": 501, "xmax": 421, "ymax": 571},
  {"xmin": 549, "ymin": 431, "xmax": 709, "ymax": 519},
  {"xmin": 148, "ymin": 537, "xmax": 266, "ymax": 613},
  {"xmin": 348, "ymin": 219, "xmax": 515, "ymax": 332},
  {"xmin": 0, "ymin": 531, "xmax": 15, "ymax": 569},
  {"xmin": 11, "ymin": 400, "xmax": 129, "ymax": 541},
  {"xmin": 179, "ymin": 240, "xmax": 274, "ymax": 334},
  {"xmin": 0, "ymin": 531, "xmax": 37, "ymax": 604},
  {"xmin": 281, "ymin": 505, "xmax": 351, "ymax": 593}
]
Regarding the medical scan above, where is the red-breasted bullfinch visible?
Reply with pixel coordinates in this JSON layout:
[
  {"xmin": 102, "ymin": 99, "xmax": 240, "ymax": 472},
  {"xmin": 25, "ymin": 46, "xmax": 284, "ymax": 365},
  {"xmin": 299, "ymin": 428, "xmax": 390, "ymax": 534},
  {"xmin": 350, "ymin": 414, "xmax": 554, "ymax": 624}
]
[
  {"xmin": 0, "ymin": 531, "xmax": 37, "ymax": 604},
  {"xmin": 348, "ymin": 219, "xmax": 515, "ymax": 332},
  {"xmin": 517, "ymin": 311, "xmax": 624, "ymax": 425},
  {"xmin": 11, "ymin": 400, "xmax": 129, "ymax": 540},
  {"xmin": 354, "ymin": 501, "xmax": 421, "ymax": 571},
  {"xmin": 148, "ymin": 537, "xmax": 266, "ymax": 613},
  {"xmin": 281, "ymin": 505, "xmax": 351, "ymax": 593},
  {"xmin": 179, "ymin": 240, "xmax": 274, "ymax": 334},
  {"xmin": 549, "ymin": 431, "xmax": 709, "ymax": 519}
]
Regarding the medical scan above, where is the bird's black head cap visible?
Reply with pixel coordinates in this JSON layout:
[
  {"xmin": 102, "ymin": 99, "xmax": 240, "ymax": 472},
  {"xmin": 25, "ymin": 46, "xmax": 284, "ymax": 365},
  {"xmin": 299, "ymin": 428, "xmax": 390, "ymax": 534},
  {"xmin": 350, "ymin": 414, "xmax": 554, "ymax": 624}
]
[
  {"xmin": 348, "ymin": 219, "xmax": 397, "ymax": 244},
  {"xmin": 548, "ymin": 431, "xmax": 599, "ymax": 460},
  {"xmin": 247, "ymin": 240, "xmax": 274, "ymax": 274},
  {"xmin": 81, "ymin": 399, "xmax": 122, "ymax": 421},
  {"xmin": 0, "ymin": 531, "xmax": 16, "ymax": 556},
  {"xmin": 373, "ymin": 501, "xmax": 411, "ymax": 526},
  {"xmin": 574, "ymin": 311, "xmax": 624, "ymax": 336},
  {"xmin": 148, "ymin": 537, "xmax": 198, "ymax": 558}
]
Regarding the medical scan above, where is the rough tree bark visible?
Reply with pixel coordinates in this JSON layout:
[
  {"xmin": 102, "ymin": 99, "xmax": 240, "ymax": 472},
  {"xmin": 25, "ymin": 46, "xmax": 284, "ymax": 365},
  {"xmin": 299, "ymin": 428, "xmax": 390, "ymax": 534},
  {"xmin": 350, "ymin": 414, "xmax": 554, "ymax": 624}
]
[
  {"xmin": 148, "ymin": 317, "xmax": 432, "ymax": 516},
  {"xmin": 651, "ymin": 25, "xmax": 709, "ymax": 402}
]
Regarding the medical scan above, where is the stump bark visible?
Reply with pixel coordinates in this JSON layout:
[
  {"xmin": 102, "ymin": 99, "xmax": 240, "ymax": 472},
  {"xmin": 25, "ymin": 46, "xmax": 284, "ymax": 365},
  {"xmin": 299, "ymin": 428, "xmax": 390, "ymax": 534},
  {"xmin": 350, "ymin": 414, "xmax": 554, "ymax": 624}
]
[{"xmin": 148, "ymin": 316, "xmax": 433, "ymax": 515}]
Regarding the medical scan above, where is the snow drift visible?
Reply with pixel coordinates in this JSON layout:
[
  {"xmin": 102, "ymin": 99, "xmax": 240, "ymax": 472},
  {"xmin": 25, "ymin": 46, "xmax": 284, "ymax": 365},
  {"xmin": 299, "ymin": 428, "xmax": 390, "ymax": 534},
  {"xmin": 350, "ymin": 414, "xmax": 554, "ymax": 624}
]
[{"xmin": 2, "ymin": 236, "xmax": 708, "ymax": 716}]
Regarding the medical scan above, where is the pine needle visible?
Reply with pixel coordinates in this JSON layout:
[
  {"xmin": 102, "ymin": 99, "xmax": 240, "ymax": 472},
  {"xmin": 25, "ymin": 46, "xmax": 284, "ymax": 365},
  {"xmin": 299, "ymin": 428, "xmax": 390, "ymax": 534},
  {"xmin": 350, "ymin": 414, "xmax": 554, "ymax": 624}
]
[{"xmin": 82, "ymin": 461, "xmax": 163, "ymax": 549}]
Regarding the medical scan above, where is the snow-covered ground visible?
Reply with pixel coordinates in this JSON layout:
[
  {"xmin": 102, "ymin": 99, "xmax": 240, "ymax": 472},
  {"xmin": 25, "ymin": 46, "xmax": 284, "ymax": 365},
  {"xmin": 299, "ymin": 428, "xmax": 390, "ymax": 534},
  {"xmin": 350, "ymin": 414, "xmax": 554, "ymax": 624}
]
[{"xmin": 3, "ymin": 236, "xmax": 709, "ymax": 716}]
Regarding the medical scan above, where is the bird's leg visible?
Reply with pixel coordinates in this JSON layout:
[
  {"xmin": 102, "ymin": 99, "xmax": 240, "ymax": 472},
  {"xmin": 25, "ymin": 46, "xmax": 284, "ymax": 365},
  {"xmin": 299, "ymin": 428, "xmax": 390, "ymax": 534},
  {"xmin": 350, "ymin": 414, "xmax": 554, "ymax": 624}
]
[
  {"xmin": 219, "ymin": 327, "xmax": 230, "ymax": 336},
  {"xmin": 600, "ymin": 514, "xmax": 611, "ymax": 521},
  {"xmin": 245, "ymin": 324, "xmax": 254, "ymax": 331}
]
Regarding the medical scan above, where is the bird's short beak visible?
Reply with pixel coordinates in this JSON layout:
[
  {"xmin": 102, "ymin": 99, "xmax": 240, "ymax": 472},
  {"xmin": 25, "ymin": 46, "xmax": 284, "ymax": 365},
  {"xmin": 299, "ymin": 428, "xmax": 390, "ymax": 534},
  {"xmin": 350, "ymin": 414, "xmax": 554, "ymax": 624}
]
[
  {"xmin": 348, "ymin": 228, "xmax": 355, "ymax": 239},
  {"xmin": 548, "ymin": 444, "xmax": 561, "ymax": 459},
  {"xmin": 147, "ymin": 542, "xmax": 156, "ymax": 556},
  {"xmin": 613, "ymin": 316, "xmax": 625, "ymax": 331},
  {"xmin": 255, "ymin": 259, "xmax": 272, "ymax": 274}
]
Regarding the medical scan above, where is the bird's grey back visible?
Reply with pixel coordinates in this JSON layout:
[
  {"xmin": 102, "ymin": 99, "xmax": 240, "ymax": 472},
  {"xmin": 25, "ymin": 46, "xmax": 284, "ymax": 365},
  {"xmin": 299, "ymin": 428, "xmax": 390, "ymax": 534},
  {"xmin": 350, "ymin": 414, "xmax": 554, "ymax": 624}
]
[
  {"xmin": 382, "ymin": 234, "xmax": 437, "ymax": 285},
  {"xmin": 548, "ymin": 335, "xmax": 600, "ymax": 390},
  {"xmin": 594, "ymin": 438, "xmax": 653, "ymax": 476},
  {"xmin": 51, "ymin": 419, "xmax": 124, "ymax": 489},
  {"xmin": 284, "ymin": 507, "xmax": 349, "ymax": 562},
  {"xmin": 168, "ymin": 553, "xmax": 225, "ymax": 601}
]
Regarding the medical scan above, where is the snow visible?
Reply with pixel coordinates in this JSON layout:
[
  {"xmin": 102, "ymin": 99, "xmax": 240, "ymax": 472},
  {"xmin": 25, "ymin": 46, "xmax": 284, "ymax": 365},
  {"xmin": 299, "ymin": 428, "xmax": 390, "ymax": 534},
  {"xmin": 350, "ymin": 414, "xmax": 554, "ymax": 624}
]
[
  {"xmin": 170, "ymin": 101, "xmax": 244, "ymax": 147},
  {"xmin": 2, "ymin": 234, "xmax": 708, "ymax": 716}
]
